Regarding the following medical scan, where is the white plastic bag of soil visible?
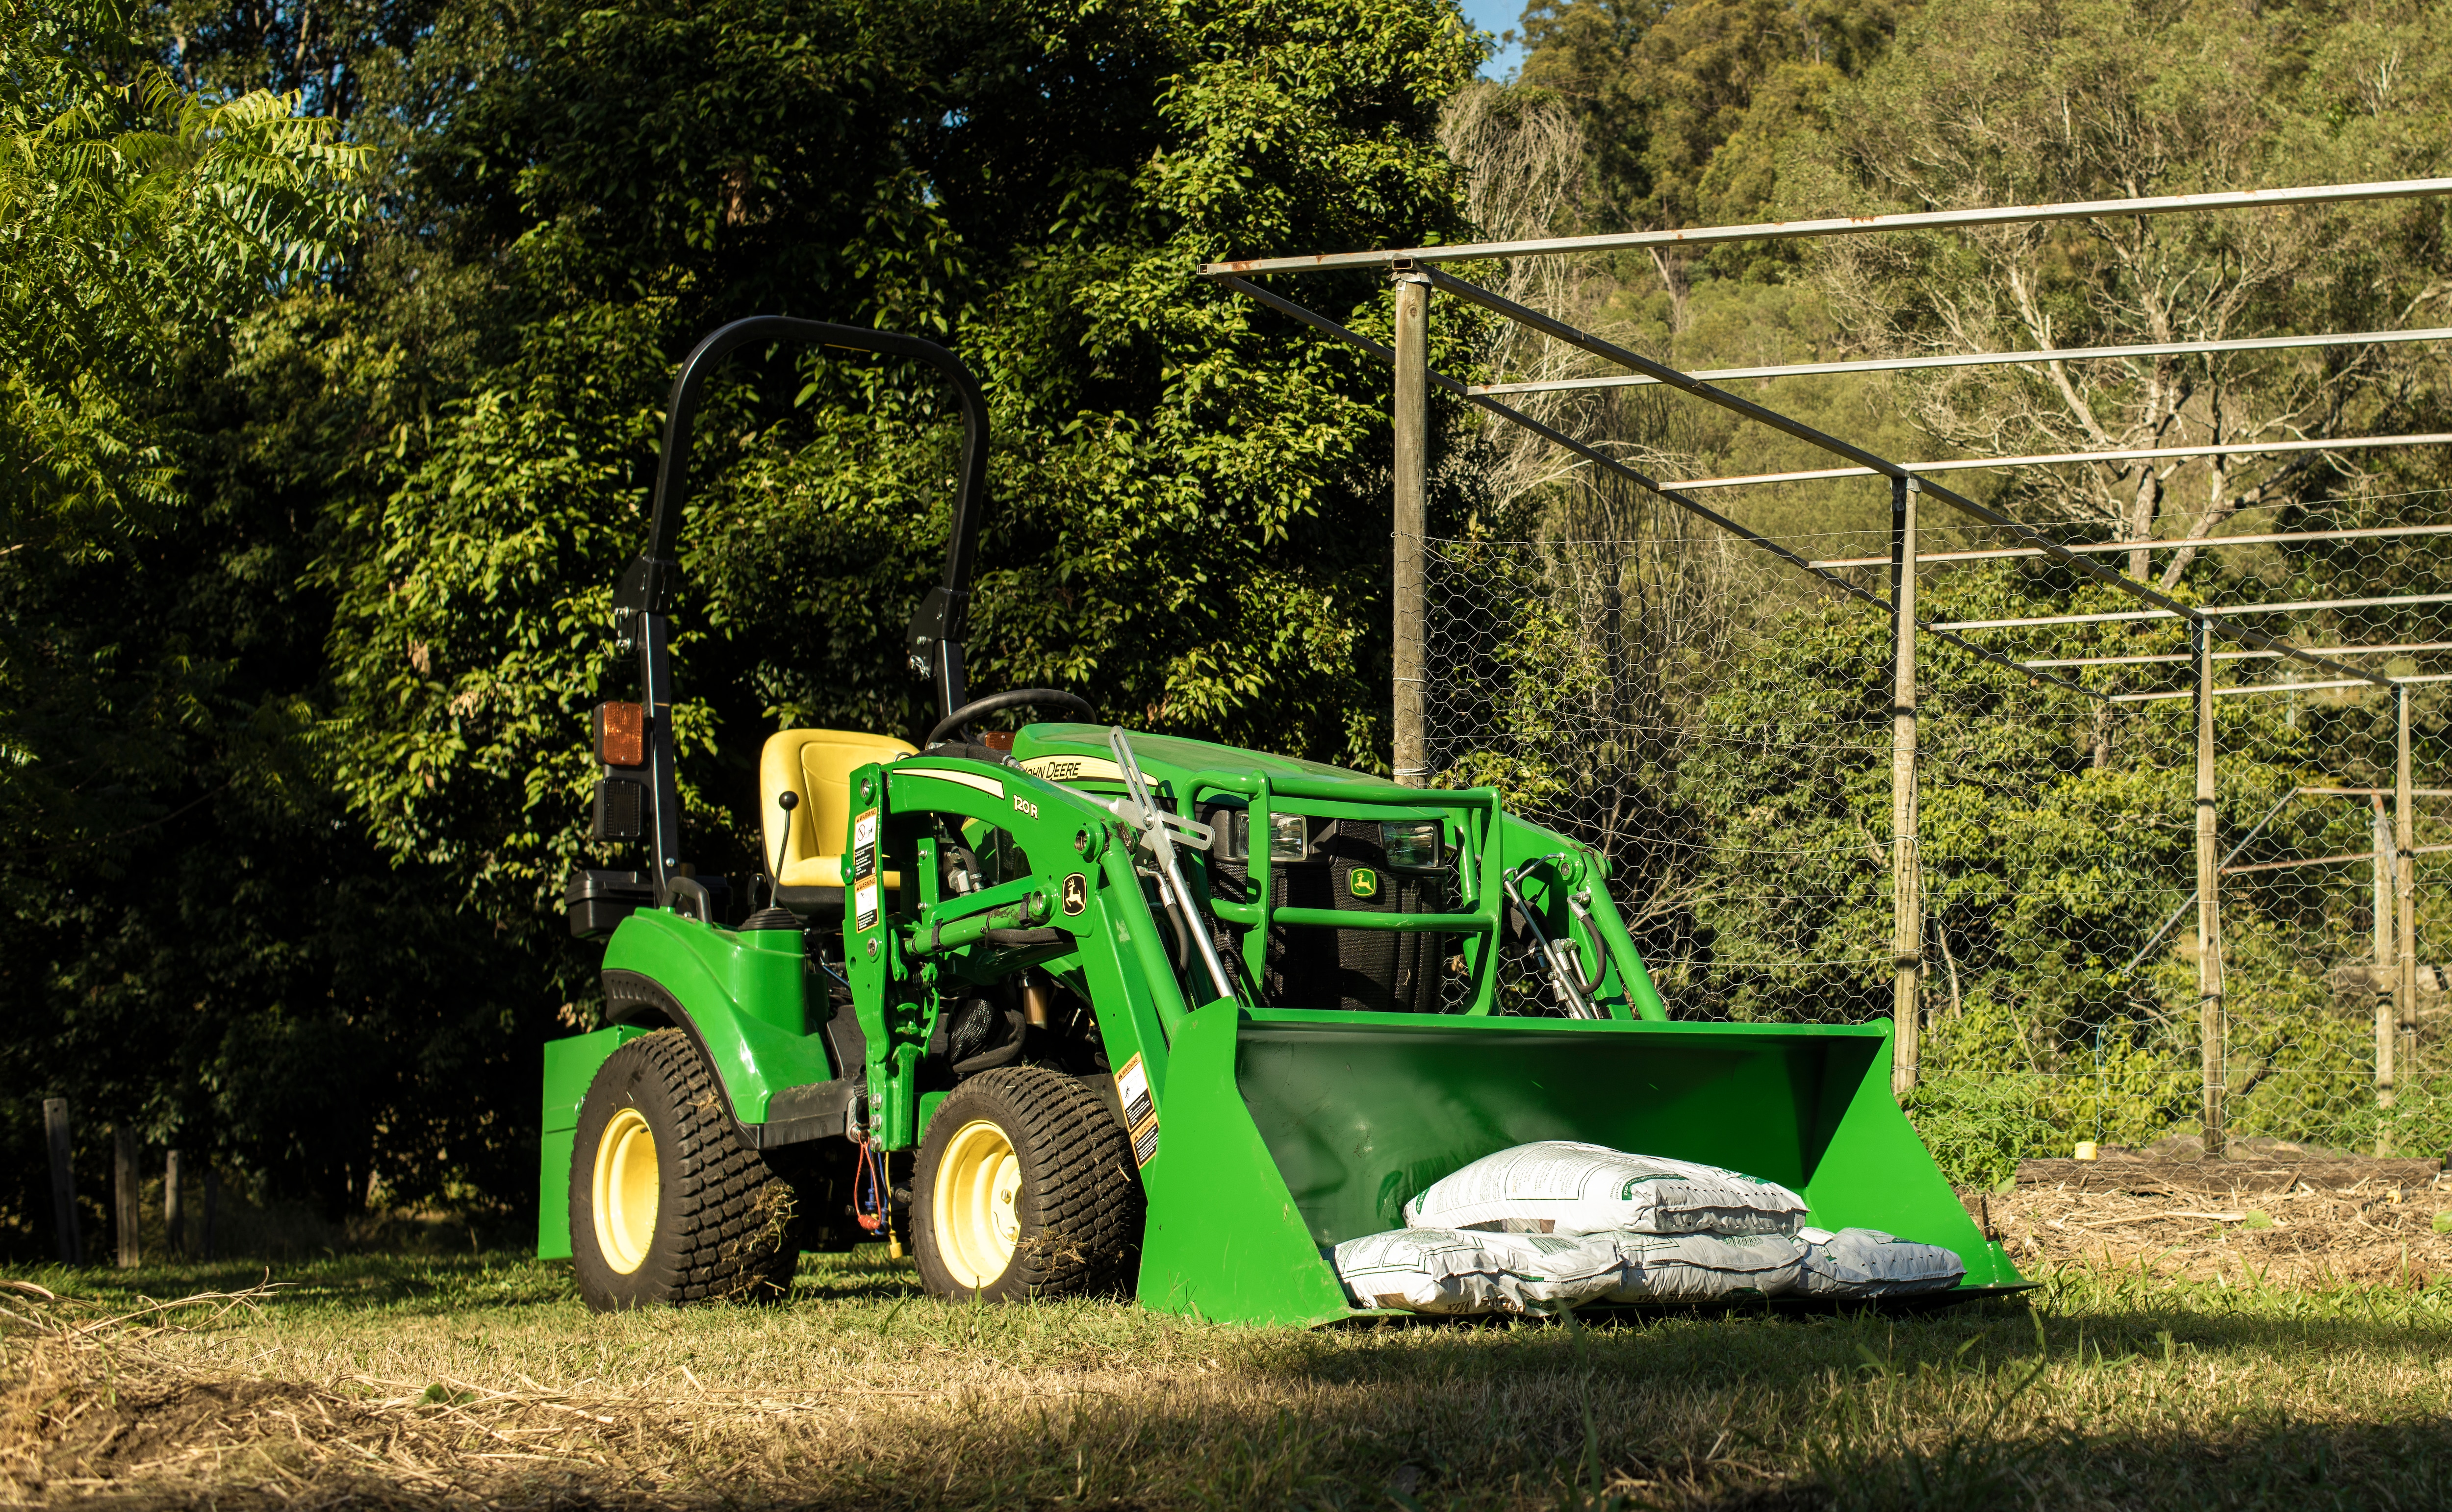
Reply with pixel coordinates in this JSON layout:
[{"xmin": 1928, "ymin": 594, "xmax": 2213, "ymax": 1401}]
[
  {"xmin": 1331, "ymin": 1227, "xmax": 1623, "ymax": 1315},
  {"xmin": 1402, "ymin": 1140, "xmax": 1807, "ymax": 1237},
  {"xmin": 1792, "ymin": 1227, "xmax": 1964, "ymax": 1296},
  {"xmin": 1596, "ymin": 1232, "xmax": 1808, "ymax": 1301}
]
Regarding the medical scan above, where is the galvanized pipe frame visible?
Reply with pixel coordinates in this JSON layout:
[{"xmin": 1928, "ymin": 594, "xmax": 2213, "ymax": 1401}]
[
  {"xmin": 1472, "ymin": 326, "xmax": 2452, "ymax": 400},
  {"xmin": 1207, "ymin": 175, "xmax": 2447, "ymax": 1114},
  {"xmin": 1212, "ymin": 274, "xmax": 2107, "ymax": 705},
  {"xmin": 1413, "ymin": 264, "xmax": 2394, "ymax": 692},
  {"xmin": 1199, "ymin": 176, "xmax": 2452, "ymax": 276},
  {"xmin": 2095, "ymin": 659, "xmax": 2452, "ymax": 701},
  {"xmin": 1213, "ymin": 272, "xmax": 2417, "ymax": 692},
  {"xmin": 1211, "ymin": 265, "xmax": 2415, "ymax": 1123}
]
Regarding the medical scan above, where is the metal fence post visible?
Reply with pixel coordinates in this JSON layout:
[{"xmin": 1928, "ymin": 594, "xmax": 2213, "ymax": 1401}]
[
  {"xmin": 43, "ymin": 1099, "xmax": 80, "ymax": 1266},
  {"xmin": 1890, "ymin": 475, "xmax": 1921, "ymax": 1101},
  {"xmin": 1391, "ymin": 263, "xmax": 1431, "ymax": 790},
  {"xmin": 112, "ymin": 1125, "xmax": 140, "ymax": 1268},
  {"xmin": 2375, "ymin": 793, "xmax": 2397, "ymax": 1115},
  {"xmin": 2195, "ymin": 618, "xmax": 2226, "ymax": 1156},
  {"xmin": 2397, "ymin": 682, "xmax": 2418, "ymax": 1099}
]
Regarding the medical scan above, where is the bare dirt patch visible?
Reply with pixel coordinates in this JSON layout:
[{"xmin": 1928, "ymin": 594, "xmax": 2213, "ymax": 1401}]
[{"xmin": 1976, "ymin": 1158, "xmax": 2452, "ymax": 1285}]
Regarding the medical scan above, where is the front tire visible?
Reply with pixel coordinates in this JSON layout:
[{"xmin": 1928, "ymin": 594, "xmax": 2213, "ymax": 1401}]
[
  {"xmin": 912, "ymin": 1066, "xmax": 1143, "ymax": 1301},
  {"xmin": 570, "ymin": 1029, "xmax": 802, "ymax": 1310}
]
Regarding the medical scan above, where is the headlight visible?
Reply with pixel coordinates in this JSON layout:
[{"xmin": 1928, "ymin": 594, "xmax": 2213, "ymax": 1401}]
[
  {"xmin": 1220, "ymin": 810, "xmax": 1312, "ymax": 863},
  {"xmin": 1268, "ymin": 812, "xmax": 1309, "ymax": 862},
  {"xmin": 1382, "ymin": 820, "xmax": 1442, "ymax": 869},
  {"xmin": 1218, "ymin": 809, "xmax": 1249, "ymax": 862}
]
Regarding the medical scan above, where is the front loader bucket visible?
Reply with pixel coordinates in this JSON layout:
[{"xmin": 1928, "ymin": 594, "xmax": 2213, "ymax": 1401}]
[{"xmin": 1136, "ymin": 1004, "xmax": 2025, "ymax": 1326}]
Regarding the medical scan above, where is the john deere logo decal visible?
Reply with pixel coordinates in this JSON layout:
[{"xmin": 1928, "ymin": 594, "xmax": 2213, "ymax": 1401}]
[
  {"xmin": 1062, "ymin": 873, "xmax": 1088, "ymax": 915},
  {"xmin": 1349, "ymin": 867, "xmax": 1380, "ymax": 900}
]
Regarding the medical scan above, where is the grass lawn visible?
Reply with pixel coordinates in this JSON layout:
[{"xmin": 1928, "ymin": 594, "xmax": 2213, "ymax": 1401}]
[{"xmin": 5, "ymin": 1247, "xmax": 2451, "ymax": 1508}]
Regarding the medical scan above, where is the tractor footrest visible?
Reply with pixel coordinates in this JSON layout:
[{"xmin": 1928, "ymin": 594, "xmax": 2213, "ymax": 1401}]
[{"xmin": 754, "ymin": 1079, "xmax": 861, "ymax": 1147}]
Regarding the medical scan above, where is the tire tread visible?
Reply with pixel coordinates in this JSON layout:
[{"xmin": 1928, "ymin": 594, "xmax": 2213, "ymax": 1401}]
[
  {"xmin": 920, "ymin": 1066, "xmax": 1143, "ymax": 1300},
  {"xmin": 579, "ymin": 1030, "xmax": 799, "ymax": 1307}
]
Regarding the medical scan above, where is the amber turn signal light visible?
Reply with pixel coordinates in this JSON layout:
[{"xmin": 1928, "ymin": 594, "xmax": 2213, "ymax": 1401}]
[{"xmin": 594, "ymin": 702, "xmax": 646, "ymax": 767}]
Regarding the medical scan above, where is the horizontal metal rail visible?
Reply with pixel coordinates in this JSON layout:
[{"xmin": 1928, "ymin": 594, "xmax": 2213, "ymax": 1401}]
[
  {"xmin": 1936, "ymin": 591, "xmax": 2452, "ymax": 631},
  {"xmin": 1808, "ymin": 522, "xmax": 2452, "ymax": 571},
  {"xmin": 1664, "ymin": 432, "xmax": 2452, "ymax": 491},
  {"xmin": 2112, "ymin": 679, "xmax": 2377, "ymax": 704},
  {"xmin": 2023, "ymin": 641, "xmax": 2452, "ymax": 668},
  {"xmin": 2224, "ymin": 843, "xmax": 2452, "ymax": 876},
  {"xmin": 1199, "ymin": 177, "xmax": 2452, "ymax": 276},
  {"xmin": 1473, "ymin": 327, "xmax": 2452, "ymax": 398},
  {"xmin": 2113, "ymin": 667, "xmax": 2452, "ymax": 701},
  {"xmin": 2299, "ymin": 786, "xmax": 2452, "ymax": 798}
]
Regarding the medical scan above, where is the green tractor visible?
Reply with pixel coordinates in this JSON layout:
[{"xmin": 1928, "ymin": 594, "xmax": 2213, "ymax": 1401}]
[{"xmin": 543, "ymin": 317, "xmax": 2024, "ymax": 1321}]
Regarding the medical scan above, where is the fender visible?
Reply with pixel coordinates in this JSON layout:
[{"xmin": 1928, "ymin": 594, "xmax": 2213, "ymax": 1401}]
[{"xmin": 600, "ymin": 909, "xmax": 837, "ymax": 1125}]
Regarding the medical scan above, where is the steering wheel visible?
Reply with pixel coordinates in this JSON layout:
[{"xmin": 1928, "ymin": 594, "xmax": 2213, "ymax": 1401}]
[{"xmin": 926, "ymin": 688, "xmax": 1098, "ymax": 748}]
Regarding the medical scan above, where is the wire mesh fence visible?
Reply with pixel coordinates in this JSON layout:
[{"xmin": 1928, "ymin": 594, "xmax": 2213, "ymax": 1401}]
[{"xmin": 1424, "ymin": 502, "xmax": 2452, "ymax": 1179}]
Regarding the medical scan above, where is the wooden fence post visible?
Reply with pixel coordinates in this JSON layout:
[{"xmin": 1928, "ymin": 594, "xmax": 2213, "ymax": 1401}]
[
  {"xmin": 165, "ymin": 1150, "xmax": 185, "ymax": 1258},
  {"xmin": 113, "ymin": 1125, "xmax": 140, "ymax": 1269},
  {"xmin": 203, "ymin": 1165, "xmax": 220, "ymax": 1262},
  {"xmin": 43, "ymin": 1100, "xmax": 80, "ymax": 1266},
  {"xmin": 1890, "ymin": 474, "xmax": 1921, "ymax": 1101}
]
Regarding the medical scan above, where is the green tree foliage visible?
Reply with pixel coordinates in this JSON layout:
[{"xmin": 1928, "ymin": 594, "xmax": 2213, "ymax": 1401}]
[
  {"xmin": 0, "ymin": 0, "xmax": 1486, "ymax": 1246},
  {"xmin": 1, "ymin": 0, "xmax": 360, "ymax": 557},
  {"xmin": 1514, "ymin": 0, "xmax": 1902, "ymax": 232},
  {"xmin": 303, "ymin": 0, "xmax": 1483, "ymax": 932},
  {"xmin": 0, "ymin": 0, "xmax": 507, "ymax": 1234}
]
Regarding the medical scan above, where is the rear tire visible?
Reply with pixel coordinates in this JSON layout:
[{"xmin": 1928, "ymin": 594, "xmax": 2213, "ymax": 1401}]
[
  {"xmin": 570, "ymin": 1029, "xmax": 802, "ymax": 1310},
  {"xmin": 912, "ymin": 1066, "xmax": 1143, "ymax": 1301}
]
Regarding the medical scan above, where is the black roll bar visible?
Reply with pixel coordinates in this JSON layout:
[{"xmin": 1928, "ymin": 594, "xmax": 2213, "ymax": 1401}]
[{"xmin": 610, "ymin": 316, "xmax": 991, "ymax": 894}]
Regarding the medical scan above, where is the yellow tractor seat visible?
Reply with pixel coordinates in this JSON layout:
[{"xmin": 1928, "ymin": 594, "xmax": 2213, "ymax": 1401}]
[{"xmin": 760, "ymin": 729, "xmax": 915, "ymax": 908}]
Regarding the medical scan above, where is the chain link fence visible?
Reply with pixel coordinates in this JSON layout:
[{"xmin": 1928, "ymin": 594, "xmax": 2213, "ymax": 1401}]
[{"xmin": 1425, "ymin": 505, "xmax": 2452, "ymax": 1180}]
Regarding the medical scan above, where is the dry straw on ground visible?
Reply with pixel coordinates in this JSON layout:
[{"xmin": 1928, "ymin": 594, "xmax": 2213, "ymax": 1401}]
[
  {"xmin": 5, "ymin": 1218, "xmax": 2452, "ymax": 1510},
  {"xmin": 0, "ymin": 1271, "xmax": 1770, "ymax": 1509},
  {"xmin": 1989, "ymin": 1167, "xmax": 2452, "ymax": 1286}
]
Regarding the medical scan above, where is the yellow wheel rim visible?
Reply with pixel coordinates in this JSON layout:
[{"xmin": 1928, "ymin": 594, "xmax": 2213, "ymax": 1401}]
[
  {"xmin": 933, "ymin": 1119, "xmax": 1022, "ymax": 1288},
  {"xmin": 592, "ymin": 1107, "xmax": 660, "ymax": 1274}
]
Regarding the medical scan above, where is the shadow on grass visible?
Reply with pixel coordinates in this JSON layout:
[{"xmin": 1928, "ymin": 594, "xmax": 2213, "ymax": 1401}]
[
  {"xmin": 17, "ymin": 1242, "xmax": 935, "ymax": 1317},
  {"xmin": 12, "ymin": 1251, "xmax": 580, "ymax": 1316},
  {"xmin": 1269, "ymin": 1267, "xmax": 2452, "ymax": 1391},
  {"xmin": 790, "ymin": 1246, "xmax": 930, "ymax": 1303},
  {"xmin": 1773, "ymin": 1416, "xmax": 2452, "ymax": 1512}
]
